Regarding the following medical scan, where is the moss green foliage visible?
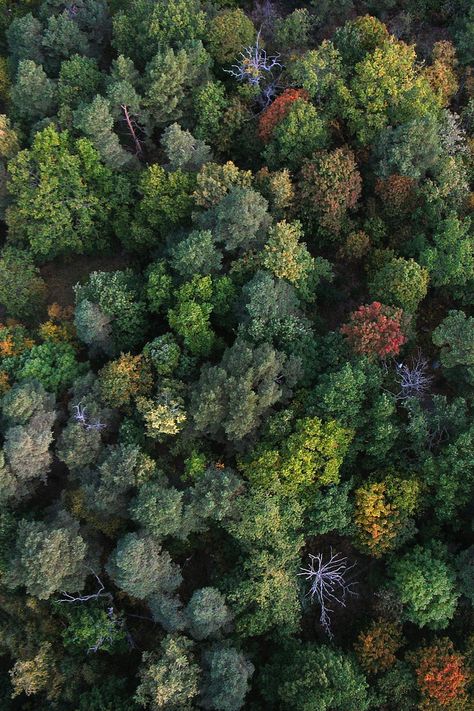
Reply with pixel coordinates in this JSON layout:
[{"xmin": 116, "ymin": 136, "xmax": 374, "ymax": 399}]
[{"xmin": 0, "ymin": 3, "xmax": 473, "ymax": 710}]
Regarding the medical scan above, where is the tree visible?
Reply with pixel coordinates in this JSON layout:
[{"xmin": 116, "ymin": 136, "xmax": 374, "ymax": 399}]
[
  {"xmin": 106, "ymin": 532, "xmax": 182, "ymax": 600},
  {"xmin": 6, "ymin": 125, "xmax": 121, "ymax": 259},
  {"xmin": 0, "ymin": 115, "xmax": 19, "ymax": 160},
  {"xmin": 0, "ymin": 380, "xmax": 56, "ymax": 502},
  {"xmin": 0, "ymin": 247, "xmax": 46, "ymax": 320},
  {"xmin": 263, "ymin": 99, "xmax": 329, "ymax": 170},
  {"xmin": 98, "ymin": 353, "xmax": 153, "ymax": 409},
  {"xmin": 82, "ymin": 443, "xmax": 156, "ymax": 519},
  {"xmin": 74, "ymin": 269, "xmax": 148, "ymax": 355},
  {"xmin": 74, "ymin": 300, "xmax": 113, "ymax": 356},
  {"xmin": 143, "ymin": 45, "xmax": 209, "ymax": 129},
  {"xmin": 260, "ymin": 641, "xmax": 371, "ymax": 711},
  {"xmin": 413, "ymin": 639, "xmax": 468, "ymax": 708},
  {"xmin": 57, "ymin": 54, "xmax": 102, "ymax": 112},
  {"xmin": 193, "ymin": 80, "xmax": 229, "ymax": 145},
  {"xmin": 184, "ymin": 588, "xmax": 232, "ymax": 640},
  {"xmin": 129, "ymin": 163, "xmax": 195, "ymax": 249},
  {"xmin": 6, "ymin": 13, "xmax": 44, "ymax": 71},
  {"xmin": 340, "ymin": 302, "xmax": 407, "ymax": 359},
  {"xmin": 388, "ymin": 542, "xmax": 460, "ymax": 629},
  {"xmin": 261, "ymin": 220, "xmax": 314, "ymax": 288},
  {"xmin": 41, "ymin": 11, "xmax": 90, "ymax": 75},
  {"xmin": 239, "ymin": 271, "xmax": 310, "ymax": 348},
  {"xmin": 288, "ymin": 41, "xmax": 344, "ymax": 106},
  {"xmin": 200, "ymin": 645, "xmax": 254, "ymax": 711},
  {"xmin": 369, "ymin": 257, "xmax": 429, "ymax": 313},
  {"xmin": 242, "ymin": 416, "xmax": 352, "ymax": 496},
  {"xmin": 10, "ymin": 59, "xmax": 56, "ymax": 126},
  {"xmin": 419, "ymin": 214, "xmax": 474, "ymax": 290},
  {"xmin": 258, "ymin": 88, "xmax": 309, "ymax": 143},
  {"xmin": 143, "ymin": 334, "xmax": 181, "ymax": 376},
  {"xmin": 161, "ymin": 123, "xmax": 212, "ymax": 172},
  {"xmin": 333, "ymin": 15, "xmax": 389, "ymax": 65},
  {"xmin": 74, "ymin": 95, "xmax": 134, "ymax": 169},
  {"xmin": 274, "ymin": 9, "xmax": 312, "ymax": 52},
  {"xmin": 456, "ymin": 545, "xmax": 474, "ymax": 604},
  {"xmin": 207, "ymin": 9, "xmax": 255, "ymax": 65},
  {"xmin": 354, "ymin": 476, "xmax": 420, "ymax": 556},
  {"xmin": 345, "ymin": 40, "xmax": 441, "ymax": 144},
  {"xmin": 190, "ymin": 339, "xmax": 300, "ymax": 441},
  {"xmin": 16, "ymin": 341, "xmax": 83, "ymax": 393},
  {"xmin": 135, "ymin": 635, "xmax": 200, "ymax": 711},
  {"xmin": 298, "ymin": 147, "xmax": 361, "ymax": 237},
  {"xmin": 432, "ymin": 310, "xmax": 474, "ymax": 384},
  {"xmin": 136, "ymin": 387, "xmax": 187, "ymax": 439},
  {"xmin": 374, "ymin": 115, "xmax": 446, "ymax": 180},
  {"xmin": 112, "ymin": 0, "xmax": 206, "ymax": 67},
  {"xmin": 197, "ymin": 186, "xmax": 269, "ymax": 252},
  {"xmin": 193, "ymin": 160, "xmax": 252, "ymax": 209},
  {"xmin": 5, "ymin": 516, "xmax": 88, "ymax": 599},
  {"xmin": 169, "ymin": 230, "xmax": 222, "ymax": 278},
  {"xmin": 355, "ymin": 620, "xmax": 403, "ymax": 674}
]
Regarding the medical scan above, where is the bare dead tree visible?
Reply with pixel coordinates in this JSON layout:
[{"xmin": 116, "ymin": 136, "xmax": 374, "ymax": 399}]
[
  {"xmin": 73, "ymin": 403, "xmax": 106, "ymax": 432},
  {"xmin": 120, "ymin": 105, "xmax": 144, "ymax": 156},
  {"xmin": 394, "ymin": 353, "xmax": 433, "ymax": 401},
  {"xmin": 298, "ymin": 550, "xmax": 358, "ymax": 638},
  {"xmin": 225, "ymin": 29, "xmax": 282, "ymax": 88},
  {"xmin": 57, "ymin": 569, "xmax": 111, "ymax": 604}
]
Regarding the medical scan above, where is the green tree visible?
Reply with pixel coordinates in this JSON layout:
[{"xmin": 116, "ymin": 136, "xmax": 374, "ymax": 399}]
[
  {"xmin": 264, "ymin": 99, "xmax": 329, "ymax": 170},
  {"xmin": 419, "ymin": 214, "xmax": 474, "ymax": 290},
  {"xmin": 16, "ymin": 341, "xmax": 82, "ymax": 393},
  {"xmin": 129, "ymin": 164, "xmax": 195, "ymax": 250},
  {"xmin": 207, "ymin": 9, "xmax": 255, "ymax": 64},
  {"xmin": 106, "ymin": 532, "xmax": 182, "ymax": 600},
  {"xmin": 260, "ymin": 641, "xmax": 370, "ymax": 711},
  {"xmin": 112, "ymin": 0, "xmax": 206, "ymax": 67},
  {"xmin": 74, "ymin": 269, "xmax": 148, "ymax": 355},
  {"xmin": 162, "ymin": 123, "xmax": 212, "ymax": 171},
  {"xmin": 135, "ymin": 635, "xmax": 200, "ymax": 711},
  {"xmin": 191, "ymin": 339, "xmax": 301, "ymax": 441},
  {"xmin": 184, "ymin": 588, "xmax": 232, "ymax": 640},
  {"xmin": 197, "ymin": 186, "xmax": 269, "ymax": 252},
  {"xmin": 169, "ymin": 230, "xmax": 222, "ymax": 278},
  {"xmin": 369, "ymin": 257, "xmax": 429, "ymax": 312},
  {"xmin": 345, "ymin": 40, "xmax": 441, "ymax": 144},
  {"xmin": 432, "ymin": 309, "xmax": 474, "ymax": 384},
  {"xmin": 57, "ymin": 54, "xmax": 102, "ymax": 112},
  {"xmin": 41, "ymin": 12, "xmax": 90, "ymax": 75},
  {"xmin": 388, "ymin": 542, "xmax": 460, "ymax": 629},
  {"xmin": 5, "ymin": 516, "xmax": 88, "ymax": 600},
  {"xmin": 6, "ymin": 125, "xmax": 121, "ymax": 259},
  {"xmin": 0, "ymin": 247, "xmax": 46, "ymax": 320},
  {"xmin": 0, "ymin": 380, "xmax": 56, "ymax": 502},
  {"xmin": 74, "ymin": 95, "xmax": 134, "ymax": 170},
  {"xmin": 10, "ymin": 59, "xmax": 56, "ymax": 126},
  {"xmin": 200, "ymin": 645, "xmax": 254, "ymax": 711},
  {"xmin": 6, "ymin": 13, "xmax": 44, "ymax": 71}
]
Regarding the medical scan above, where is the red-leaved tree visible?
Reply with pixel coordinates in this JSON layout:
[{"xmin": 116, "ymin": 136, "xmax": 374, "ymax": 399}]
[
  {"xmin": 415, "ymin": 639, "xmax": 468, "ymax": 708},
  {"xmin": 340, "ymin": 302, "xmax": 407, "ymax": 358},
  {"xmin": 258, "ymin": 88, "xmax": 309, "ymax": 143}
]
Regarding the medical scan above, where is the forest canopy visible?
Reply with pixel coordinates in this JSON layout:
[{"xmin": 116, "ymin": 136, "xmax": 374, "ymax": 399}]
[{"xmin": 0, "ymin": 0, "xmax": 473, "ymax": 709}]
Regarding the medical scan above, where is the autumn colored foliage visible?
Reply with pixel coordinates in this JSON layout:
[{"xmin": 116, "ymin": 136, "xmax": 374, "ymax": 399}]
[
  {"xmin": 415, "ymin": 639, "xmax": 468, "ymax": 709},
  {"xmin": 375, "ymin": 175, "xmax": 417, "ymax": 216},
  {"xmin": 299, "ymin": 147, "xmax": 362, "ymax": 235},
  {"xmin": 258, "ymin": 89, "xmax": 309, "ymax": 143},
  {"xmin": 355, "ymin": 619, "xmax": 403, "ymax": 674},
  {"xmin": 340, "ymin": 302, "xmax": 407, "ymax": 358}
]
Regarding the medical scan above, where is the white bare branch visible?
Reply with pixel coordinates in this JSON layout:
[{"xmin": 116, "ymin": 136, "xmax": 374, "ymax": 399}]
[{"xmin": 298, "ymin": 550, "xmax": 358, "ymax": 638}]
